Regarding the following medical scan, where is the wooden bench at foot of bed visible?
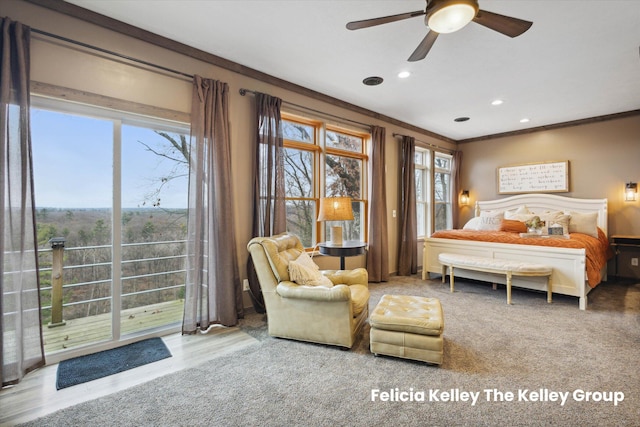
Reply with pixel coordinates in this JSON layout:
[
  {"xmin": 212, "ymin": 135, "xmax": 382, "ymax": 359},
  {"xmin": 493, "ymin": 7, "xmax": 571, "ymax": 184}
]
[{"xmin": 438, "ymin": 253, "xmax": 553, "ymax": 305}]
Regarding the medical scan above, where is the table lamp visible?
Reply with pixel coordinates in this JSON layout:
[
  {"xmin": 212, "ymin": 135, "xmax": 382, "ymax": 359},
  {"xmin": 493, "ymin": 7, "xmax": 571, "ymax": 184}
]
[{"xmin": 317, "ymin": 197, "xmax": 354, "ymax": 246}]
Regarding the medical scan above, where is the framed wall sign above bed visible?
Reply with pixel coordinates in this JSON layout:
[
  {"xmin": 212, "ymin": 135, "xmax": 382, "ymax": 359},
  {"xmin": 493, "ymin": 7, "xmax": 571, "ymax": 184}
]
[{"xmin": 497, "ymin": 160, "xmax": 569, "ymax": 194}]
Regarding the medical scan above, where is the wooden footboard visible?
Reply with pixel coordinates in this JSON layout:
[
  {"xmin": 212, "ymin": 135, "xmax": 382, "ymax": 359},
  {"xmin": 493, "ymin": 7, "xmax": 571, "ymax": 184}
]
[{"xmin": 423, "ymin": 238, "xmax": 591, "ymax": 310}]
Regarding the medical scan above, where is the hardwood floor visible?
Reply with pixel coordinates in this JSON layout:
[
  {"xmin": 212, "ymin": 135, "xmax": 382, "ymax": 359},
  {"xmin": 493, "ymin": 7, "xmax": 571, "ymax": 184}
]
[
  {"xmin": 43, "ymin": 300, "xmax": 184, "ymax": 355},
  {"xmin": 0, "ymin": 325, "xmax": 259, "ymax": 426}
]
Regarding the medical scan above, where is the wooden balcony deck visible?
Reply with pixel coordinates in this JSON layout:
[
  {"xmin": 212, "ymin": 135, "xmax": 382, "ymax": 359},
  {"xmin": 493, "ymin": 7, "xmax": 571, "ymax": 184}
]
[{"xmin": 43, "ymin": 299, "xmax": 184, "ymax": 354}]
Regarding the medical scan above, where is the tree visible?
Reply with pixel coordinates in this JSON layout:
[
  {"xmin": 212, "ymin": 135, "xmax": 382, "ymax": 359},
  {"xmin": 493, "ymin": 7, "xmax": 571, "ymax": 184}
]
[
  {"xmin": 325, "ymin": 131, "xmax": 362, "ymax": 199},
  {"xmin": 138, "ymin": 132, "xmax": 189, "ymax": 209},
  {"xmin": 325, "ymin": 155, "xmax": 361, "ymax": 198},
  {"xmin": 141, "ymin": 221, "xmax": 156, "ymax": 242},
  {"xmin": 93, "ymin": 219, "xmax": 110, "ymax": 245},
  {"xmin": 37, "ymin": 223, "xmax": 58, "ymax": 247}
]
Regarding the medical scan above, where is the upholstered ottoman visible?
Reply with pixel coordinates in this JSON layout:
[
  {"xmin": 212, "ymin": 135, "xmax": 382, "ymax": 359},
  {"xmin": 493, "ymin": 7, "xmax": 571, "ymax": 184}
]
[{"xmin": 369, "ymin": 294, "xmax": 444, "ymax": 365}]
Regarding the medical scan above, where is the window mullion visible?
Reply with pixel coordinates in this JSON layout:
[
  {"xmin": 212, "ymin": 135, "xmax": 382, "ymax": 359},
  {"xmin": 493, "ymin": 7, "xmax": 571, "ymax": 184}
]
[
  {"xmin": 325, "ymin": 147, "xmax": 368, "ymax": 160},
  {"xmin": 316, "ymin": 123, "xmax": 325, "ymax": 242},
  {"xmin": 112, "ymin": 119, "xmax": 122, "ymax": 341}
]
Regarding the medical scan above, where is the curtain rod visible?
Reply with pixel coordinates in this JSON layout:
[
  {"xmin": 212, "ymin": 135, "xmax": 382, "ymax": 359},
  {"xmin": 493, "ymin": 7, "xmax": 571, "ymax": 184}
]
[
  {"xmin": 31, "ymin": 28, "xmax": 194, "ymax": 80},
  {"xmin": 239, "ymin": 88, "xmax": 371, "ymax": 129},
  {"xmin": 392, "ymin": 132, "xmax": 454, "ymax": 153}
]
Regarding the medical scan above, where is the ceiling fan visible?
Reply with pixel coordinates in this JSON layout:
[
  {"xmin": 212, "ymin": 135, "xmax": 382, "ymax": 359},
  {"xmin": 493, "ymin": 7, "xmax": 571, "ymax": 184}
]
[{"xmin": 346, "ymin": 0, "xmax": 533, "ymax": 62}]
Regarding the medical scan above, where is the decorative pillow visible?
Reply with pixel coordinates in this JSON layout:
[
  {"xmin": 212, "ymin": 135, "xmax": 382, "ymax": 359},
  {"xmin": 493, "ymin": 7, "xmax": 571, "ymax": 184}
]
[
  {"xmin": 566, "ymin": 211, "xmax": 598, "ymax": 238},
  {"xmin": 288, "ymin": 252, "xmax": 333, "ymax": 287},
  {"xmin": 538, "ymin": 211, "xmax": 571, "ymax": 235},
  {"xmin": 504, "ymin": 207, "xmax": 535, "ymax": 222},
  {"xmin": 505, "ymin": 213, "xmax": 537, "ymax": 222},
  {"xmin": 504, "ymin": 205, "xmax": 533, "ymax": 221},
  {"xmin": 500, "ymin": 219, "xmax": 527, "ymax": 233},
  {"xmin": 476, "ymin": 210, "xmax": 504, "ymax": 231},
  {"xmin": 462, "ymin": 217, "xmax": 482, "ymax": 230}
]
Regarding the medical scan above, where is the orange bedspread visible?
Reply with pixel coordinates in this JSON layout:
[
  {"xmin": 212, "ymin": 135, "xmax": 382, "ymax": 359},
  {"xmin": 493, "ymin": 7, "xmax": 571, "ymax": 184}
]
[{"xmin": 430, "ymin": 229, "xmax": 612, "ymax": 287}]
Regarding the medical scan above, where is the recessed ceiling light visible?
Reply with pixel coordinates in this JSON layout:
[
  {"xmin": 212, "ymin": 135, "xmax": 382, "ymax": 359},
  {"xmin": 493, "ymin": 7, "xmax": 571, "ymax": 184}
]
[
  {"xmin": 454, "ymin": 117, "xmax": 470, "ymax": 122},
  {"xmin": 520, "ymin": 118, "xmax": 530, "ymax": 123},
  {"xmin": 491, "ymin": 99, "xmax": 504, "ymax": 106},
  {"xmin": 398, "ymin": 71, "xmax": 411, "ymax": 79},
  {"xmin": 362, "ymin": 76, "xmax": 384, "ymax": 86}
]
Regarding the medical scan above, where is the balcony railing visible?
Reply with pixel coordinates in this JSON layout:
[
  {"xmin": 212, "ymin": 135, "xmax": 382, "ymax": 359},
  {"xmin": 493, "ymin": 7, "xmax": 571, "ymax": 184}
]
[{"xmin": 36, "ymin": 239, "xmax": 187, "ymax": 353}]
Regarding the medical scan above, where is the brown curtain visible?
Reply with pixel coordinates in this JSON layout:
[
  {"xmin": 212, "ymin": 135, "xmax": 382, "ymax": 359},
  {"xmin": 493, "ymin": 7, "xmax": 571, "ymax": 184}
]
[
  {"xmin": 247, "ymin": 92, "xmax": 286, "ymax": 313},
  {"xmin": 397, "ymin": 136, "xmax": 417, "ymax": 276},
  {"xmin": 183, "ymin": 76, "xmax": 243, "ymax": 333},
  {"xmin": 366, "ymin": 125, "xmax": 389, "ymax": 282},
  {"xmin": 451, "ymin": 150, "xmax": 463, "ymax": 229},
  {"xmin": 1, "ymin": 18, "xmax": 45, "ymax": 386}
]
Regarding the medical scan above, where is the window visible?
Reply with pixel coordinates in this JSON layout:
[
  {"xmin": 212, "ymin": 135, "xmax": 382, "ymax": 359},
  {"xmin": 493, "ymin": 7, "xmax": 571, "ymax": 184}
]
[
  {"xmin": 415, "ymin": 148, "xmax": 430, "ymax": 238},
  {"xmin": 281, "ymin": 117, "xmax": 318, "ymax": 248},
  {"xmin": 434, "ymin": 152, "xmax": 453, "ymax": 231},
  {"xmin": 415, "ymin": 149, "xmax": 453, "ymax": 236},
  {"xmin": 281, "ymin": 113, "xmax": 368, "ymax": 248},
  {"xmin": 31, "ymin": 97, "xmax": 189, "ymax": 354},
  {"xmin": 324, "ymin": 128, "xmax": 366, "ymax": 243}
]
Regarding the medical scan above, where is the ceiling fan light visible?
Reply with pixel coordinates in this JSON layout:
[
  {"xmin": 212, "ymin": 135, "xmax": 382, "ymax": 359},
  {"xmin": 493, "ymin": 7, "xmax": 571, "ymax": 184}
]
[{"xmin": 427, "ymin": 1, "xmax": 478, "ymax": 34}]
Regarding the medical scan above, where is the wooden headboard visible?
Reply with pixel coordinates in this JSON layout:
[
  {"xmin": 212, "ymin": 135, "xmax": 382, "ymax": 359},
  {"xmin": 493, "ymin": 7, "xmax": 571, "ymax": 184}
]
[{"xmin": 474, "ymin": 194, "xmax": 608, "ymax": 236}]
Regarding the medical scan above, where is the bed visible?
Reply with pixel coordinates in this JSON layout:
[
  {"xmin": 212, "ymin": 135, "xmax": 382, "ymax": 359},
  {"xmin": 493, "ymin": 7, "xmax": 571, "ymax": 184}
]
[{"xmin": 422, "ymin": 194, "xmax": 611, "ymax": 310}]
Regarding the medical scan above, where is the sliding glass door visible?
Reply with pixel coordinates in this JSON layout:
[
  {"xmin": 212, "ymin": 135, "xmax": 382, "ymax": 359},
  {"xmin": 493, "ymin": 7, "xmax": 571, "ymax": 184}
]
[
  {"xmin": 119, "ymin": 123, "xmax": 189, "ymax": 337},
  {"xmin": 31, "ymin": 97, "xmax": 189, "ymax": 358}
]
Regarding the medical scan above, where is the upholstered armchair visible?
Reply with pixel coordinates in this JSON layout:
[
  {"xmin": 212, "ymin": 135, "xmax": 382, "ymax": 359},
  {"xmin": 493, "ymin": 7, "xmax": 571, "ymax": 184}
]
[{"xmin": 247, "ymin": 233, "xmax": 369, "ymax": 348}]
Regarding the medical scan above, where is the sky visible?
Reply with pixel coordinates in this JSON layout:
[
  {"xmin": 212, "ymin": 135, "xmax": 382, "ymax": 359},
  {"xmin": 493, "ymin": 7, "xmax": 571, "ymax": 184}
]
[{"xmin": 31, "ymin": 108, "xmax": 189, "ymax": 209}]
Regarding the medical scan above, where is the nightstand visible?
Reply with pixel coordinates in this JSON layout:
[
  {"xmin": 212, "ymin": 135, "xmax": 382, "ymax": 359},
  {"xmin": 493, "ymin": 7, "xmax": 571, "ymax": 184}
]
[{"xmin": 610, "ymin": 235, "xmax": 640, "ymax": 278}]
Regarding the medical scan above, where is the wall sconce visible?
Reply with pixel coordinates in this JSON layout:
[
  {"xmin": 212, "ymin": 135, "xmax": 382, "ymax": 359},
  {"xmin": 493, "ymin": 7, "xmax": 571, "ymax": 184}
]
[
  {"xmin": 625, "ymin": 182, "xmax": 637, "ymax": 202},
  {"xmin": 460, "ymin": 190, "xmax": 470, "ymax": 206}
]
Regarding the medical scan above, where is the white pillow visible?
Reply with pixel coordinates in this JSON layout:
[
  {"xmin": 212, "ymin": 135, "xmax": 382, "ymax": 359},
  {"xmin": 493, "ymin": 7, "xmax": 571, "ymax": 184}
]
[
  {"xmin": 505, "ymin": 213, "xmax": 537, "ymax": 222},
  {"xmin": 463, "ymin": 211, "xmax": 506, "ymax": 231},
  {"xmin": 476, "ymin": 210, "xmax": 504, "ymax": 231},
  {"xmin": 505, "ymin": 206, "xmax": 535, "ymax": 222},
  {"xmin": 288, "ymin": 252, "xmax": 334, "ymax": 287},
  {"xmin": 505, "ymin": 205, "xmax": 531, "ymax": 219},
  {"xmin": 566, "ymin": 211, "xmax": 599, "ymax": 238},
  {"xmin": 462, "ymin": 217, "xmax": 482, "ymax": 230}
]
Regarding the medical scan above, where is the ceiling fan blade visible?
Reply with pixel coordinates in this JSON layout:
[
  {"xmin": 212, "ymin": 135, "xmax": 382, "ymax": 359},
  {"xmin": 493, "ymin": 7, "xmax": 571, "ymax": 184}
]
[
  {"xmin": 408, "ymin": 31, "xmax": 439, "ymax": 62},
  {"xmin": 472, "ymin": 9, "xmax": 533, "ymax": 38},
  {"xmin": 346, "ymin": 10, "xmax": 425, "ymax": 30}
]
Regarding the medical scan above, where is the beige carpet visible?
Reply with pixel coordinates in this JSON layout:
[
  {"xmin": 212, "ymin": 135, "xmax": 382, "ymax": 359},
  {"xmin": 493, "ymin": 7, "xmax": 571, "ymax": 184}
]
[{"xmin": 20, "ymin": 276, "xmax": 640, "ymax": 426}]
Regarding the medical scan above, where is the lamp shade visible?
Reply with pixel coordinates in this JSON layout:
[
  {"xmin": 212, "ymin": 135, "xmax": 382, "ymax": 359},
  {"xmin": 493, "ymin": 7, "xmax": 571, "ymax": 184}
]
[{"xmin": 317, "ymin": 197, "xmax": 354, "ymax": 221}]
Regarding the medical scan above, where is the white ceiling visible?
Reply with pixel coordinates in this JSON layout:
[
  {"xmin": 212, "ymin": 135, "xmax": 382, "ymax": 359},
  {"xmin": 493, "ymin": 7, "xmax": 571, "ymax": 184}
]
[{"xmin": 65, "ymin": 0, "xmax": 640, "ymax": 141}]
